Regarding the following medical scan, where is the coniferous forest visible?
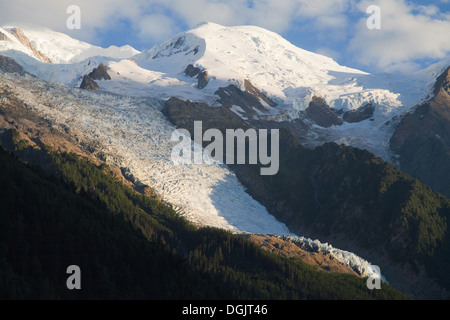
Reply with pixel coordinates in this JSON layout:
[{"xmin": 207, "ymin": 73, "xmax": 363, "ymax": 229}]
[{"xmin": 0, "ymin": 143, "xmax": 407, "ymax": 300}]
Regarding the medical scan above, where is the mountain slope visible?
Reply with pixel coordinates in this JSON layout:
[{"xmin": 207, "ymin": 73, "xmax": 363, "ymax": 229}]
[
  {"xmin": 114, "ymin": 22, "xmax": 446, "ymax": 162},
  {"xmin": 162, "ymin": 96, "xmax": 450, "ymax": 299},
  {"xmin": 391, "ymin": 66, "xmax": 450, "ymax": 198},
  {"xmin": 2, "ymin": 22, "xmax": 450, "ymax": 300},
  {"xmin": 0, "ymin": 137, "xmax": 408, "ymax": 300},
  {"xmin": 0, "ymin": 25, "xmax": 139, "ymax": 86},
  {"xmin": 0, "ymin": 24, "xmax": 139, "ymax": 64},
  {"xmin": 1, "ymin": 22, "xmax": 448, "ymax": 162}
]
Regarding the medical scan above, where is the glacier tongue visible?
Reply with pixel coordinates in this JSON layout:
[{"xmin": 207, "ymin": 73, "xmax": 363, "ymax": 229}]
[{"xmin": 2, "ymin": 73, "xmax": 290, "ymax": 235}]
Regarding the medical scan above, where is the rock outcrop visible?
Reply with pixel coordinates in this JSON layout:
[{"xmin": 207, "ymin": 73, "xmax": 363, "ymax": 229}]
[
  {"xmin": 215, "ymin": 79, "xmax": 276, "ymax": 120},
  {"xmin": 197, "ymin": 70, "xmax": 209, "ymax": 89},
  {"xmin": 79, "ymin": 63, "xmax": 111, "ymax": 90},
  {"xmin": 79, "ymin": 74, "xmax": 100, "ymax": 90},
  {"xmin": 184, "ymin": 64, "xmax": 201, "ymax": 78},
  {"xmin": 88, "ymin": 63, "xmax": 111, "ymax": 81},
  {"xmin": 343, "ymin": 103, "xmax": 374, "ymax": 123},
  {"xmin": 162, "ymin": 96, "xmax": 450, "ymax": 299},
  {"xmin": 0, "ymin": 55, "xmax": 28, "ymax": 76},
  {"xmin": 184, "ymin": 64, "xmax": 209, "ymax": 89},
  {"xmin": 305, "ymin": 96, "xmax": 343, "ymax": 127}
]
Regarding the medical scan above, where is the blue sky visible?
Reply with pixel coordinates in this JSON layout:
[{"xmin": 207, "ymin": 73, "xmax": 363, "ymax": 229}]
[{"xmin": 1, "ymin": 0, "xmax": 449, "ymax": 74}]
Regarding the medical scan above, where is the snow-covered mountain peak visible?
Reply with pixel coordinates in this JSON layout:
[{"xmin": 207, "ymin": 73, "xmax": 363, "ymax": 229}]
[
  {"xmin": 131, "ymin": 21, "xmax": 442, "ymax": 121},
  {"xmin": 1, "ymin": 22, "xmax": 449, "ymax": 163},
  {"xmin": 134, "ymin": 22, "xmax": 370, "ymax": 104},
  {"xmin": 0, "ymin": 24, "xmax": 140, "ymax": 64}
]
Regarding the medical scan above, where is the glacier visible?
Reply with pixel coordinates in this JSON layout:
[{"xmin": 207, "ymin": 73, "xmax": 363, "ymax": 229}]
[
  {"xmin": 5, "ymin": 21, "xmax": 447, "ymax": 283},
  {"xmin": 0, "ymin": 71, "xmax": 388, "ymax": 281}
]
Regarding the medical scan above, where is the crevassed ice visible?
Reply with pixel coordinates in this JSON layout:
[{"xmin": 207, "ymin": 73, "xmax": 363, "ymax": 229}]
[{"xmin": 0, "ymin": 72, "xmax": 387, "ymax": 282}]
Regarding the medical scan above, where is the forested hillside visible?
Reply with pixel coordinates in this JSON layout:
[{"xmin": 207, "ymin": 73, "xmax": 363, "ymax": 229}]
[{"xmin": 0, "ymin": 143, "xmax": 407, "ymax": 300}]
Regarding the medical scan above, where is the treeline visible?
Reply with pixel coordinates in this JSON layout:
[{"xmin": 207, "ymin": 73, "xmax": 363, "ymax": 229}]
[{"xmin": 0, "ymin": 144, "xmax": 407, "ymax": 300}]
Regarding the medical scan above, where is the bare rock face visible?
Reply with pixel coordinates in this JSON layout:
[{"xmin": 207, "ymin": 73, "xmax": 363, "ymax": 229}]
[
  {"xmin": 215, "ymin": 79, "xmax": 276, "ymax": 120},
  {"xmin": 390, "ymin": 66, "xmax": 450, "ymax": 197},
  {"xmin": 343, "ymin": 103, "xmax": 374, "ymax": 123},
  {"xmin": 184, "ymin": 64, "xmax": 209, "ymax": 89},
  {"xmin": 79, "ymin": 75, "xmax": 100, "ymax": 90},
  {"xmin": 305, "ymin": 96, "xmax": 343, "ymax": 127},
  {"xmin": 163, "ymin": 97, "xmax": 248, "ymax": 133},
  {"xmin": 196, "ymin": 70, "xmax": 209, "ymax": 89},
  {"xmin": 79, "ymin": 63, "xmax": 111, "ymax": 90},
  {"xmin": 0, "ymin": 55, "xmax": 27, "ymax": 76},
  {"xmin": 243, "ymin": 79, "xmax": 277, "ymax": 108},
  {"xmin": 0, "ymin": 31, "xmax": 10, "ymax": 41},
  {"xmin": 246, "ymin": 234, "xmax": 361, "ymax": 277},
  {"xmin": 184, "ymin": 64, "xmax": 201, "ymax": 77},
  {"xmin": 88, "ymin": 63, "xmax": 111, "ymax": 81}
]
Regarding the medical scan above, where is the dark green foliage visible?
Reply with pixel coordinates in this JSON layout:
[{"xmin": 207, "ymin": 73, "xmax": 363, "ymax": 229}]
[
  {"xmin": 259, "ymin": 142, "xmax": 450, "ymax": 291},
  {"xmin": 0, "ymin": 145, "xmax": 407, "ymax": 300},
  {"xmin": 161, "ymin": 97, "xmax": 450, "ymax": 297}
]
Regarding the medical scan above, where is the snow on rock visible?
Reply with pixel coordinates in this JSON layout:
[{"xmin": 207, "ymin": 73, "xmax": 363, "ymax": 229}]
[
  {"xmin": 281, "ymin": 235, "xmax": 386, "ymax": 281},
  {"xmin": 112, "ymin": 22, "xmax": 446, "ymax": 162},
  {"xmin": 132, "ymin": 22, "xmax": 434, "ymax": 115},
  {"xmin": 0, "ymin": 24, "xmax": 140, "ymax": 87},
  {"xmin": 2, "ymin": 22, "xmax": 448, "ymax": 162},
  {"xmin": 0, "ymin": 24, "xmax": 139, "ymax": 64}
]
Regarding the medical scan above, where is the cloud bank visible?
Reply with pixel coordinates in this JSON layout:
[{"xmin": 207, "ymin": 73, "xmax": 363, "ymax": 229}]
[{"xmin": 0, "ymin": 0, "xmax": 449, "ymax": 73}]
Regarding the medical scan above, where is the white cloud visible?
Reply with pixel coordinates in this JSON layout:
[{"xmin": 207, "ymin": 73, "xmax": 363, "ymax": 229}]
[
  {"xmin": 0, "ymin": 0, "xmax": 448, "ymax": 73},
  {"xmin": 136, "ymin": 14, "xmax": 180, "ymax": 42},
  {"xmin": 0, "ymin": 0, "xmax": 144, "ymax": 43},
  {"xmin": 349, "ymin": 0, "xmax": 450, "ymax": 73},
  {"xmin": 315, "ymin": 47, "xmax": 341, "ymax": 61},
  {"xmin": 0, "ymin": 0, "xmax": 348, "ymax": 42}
]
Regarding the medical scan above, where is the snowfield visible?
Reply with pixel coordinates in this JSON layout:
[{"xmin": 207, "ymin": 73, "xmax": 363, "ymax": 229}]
[{"xmin": 2, "ymin": 22, "xmax": 448, "ymax": 162}]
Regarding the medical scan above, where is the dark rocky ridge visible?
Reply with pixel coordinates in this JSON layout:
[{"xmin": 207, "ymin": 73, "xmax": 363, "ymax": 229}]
[
  {"xmin": 390, "ymin": 66, "xmax": 450, "ymax": 198},
  {"xmin": 79, "ymin": 63, "xmax": 111, "ymax": 90},
  {"xmin": 215, "ymin": 79, "xmax": 277, "ymax": 119},
  {"xmin": 162, "ymin": 96, "xmax": 450, "ymax": 299},
  {"xmin": 88, "ymin": 63, "xmax": 111, "ymax": 81},
  {"xmin": 305, "ymin": 96, "xmax": 343, "ymax": 127},
  {"xmin": 343, "ymin": 103, "xmax": 375, "ymax": 123},
  {"xmin": 184, "ymin": 64, "xmax": 209, "ymax": 89},
  {"xmin": 0, "ymin": 55, "xmax": 28, "ymax": 76},
  {"xmin": 79, "ymin": 74, "xmax": 100, "ymax": 90}
]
